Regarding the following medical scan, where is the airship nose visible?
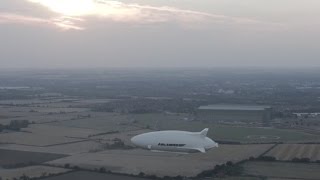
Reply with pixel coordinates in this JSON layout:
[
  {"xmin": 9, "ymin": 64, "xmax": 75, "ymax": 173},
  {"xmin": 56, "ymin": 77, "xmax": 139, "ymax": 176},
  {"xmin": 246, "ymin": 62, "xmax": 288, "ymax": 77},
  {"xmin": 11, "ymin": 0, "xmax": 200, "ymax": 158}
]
[
  {"xmin": 131, "ymin": 135, "xmax": 142, "ymax": 147},
  {"xmin": 131, "ymin": 136, "xmax": 138, "ymax": 145}
]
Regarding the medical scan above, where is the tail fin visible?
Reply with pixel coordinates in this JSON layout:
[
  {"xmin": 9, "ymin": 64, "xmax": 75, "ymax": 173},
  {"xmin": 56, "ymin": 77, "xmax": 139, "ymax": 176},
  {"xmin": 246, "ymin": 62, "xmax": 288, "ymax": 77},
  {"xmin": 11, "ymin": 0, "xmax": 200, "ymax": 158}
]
[{"xmin": 199, "ymin": 128, "xmax": 209, "ymax": 137}]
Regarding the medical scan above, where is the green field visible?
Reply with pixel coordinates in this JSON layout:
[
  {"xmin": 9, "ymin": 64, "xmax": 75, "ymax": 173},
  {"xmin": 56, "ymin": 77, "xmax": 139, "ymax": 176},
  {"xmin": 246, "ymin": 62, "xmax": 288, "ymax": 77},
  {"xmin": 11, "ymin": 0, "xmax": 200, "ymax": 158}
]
[
  {"xmin": 46, "ymin": 113, "xmax": 138, "ymax": 132},
  {"xmin": 241, "ymin": 161, "xmax": 320, "ymax": 180},
  {"xmin": 0, "ymin": 149, "xmax": 67, "ymax": 168},
  {"xmin": 133, "ymin": 113, "xmax": 320, "ymax": 143}
]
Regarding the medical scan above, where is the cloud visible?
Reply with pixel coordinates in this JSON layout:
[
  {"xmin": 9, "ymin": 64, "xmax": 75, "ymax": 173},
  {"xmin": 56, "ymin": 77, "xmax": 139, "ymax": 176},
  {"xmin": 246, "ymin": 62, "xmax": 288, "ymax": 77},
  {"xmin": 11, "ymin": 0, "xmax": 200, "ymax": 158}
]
[
  {"xmin": 0, "ymin": 13, "xmax": 47, "ymax": 24},
  {"xmin": 0, "ymin": 0, "xmax": 284, "ymax": 31},
  {"xmin": 52, "ymin": 16, "xmax": 85, "ymax": 30},
  {"xmin": 0, "ymin": 13, "xmax": 84, "ymax": 30}
]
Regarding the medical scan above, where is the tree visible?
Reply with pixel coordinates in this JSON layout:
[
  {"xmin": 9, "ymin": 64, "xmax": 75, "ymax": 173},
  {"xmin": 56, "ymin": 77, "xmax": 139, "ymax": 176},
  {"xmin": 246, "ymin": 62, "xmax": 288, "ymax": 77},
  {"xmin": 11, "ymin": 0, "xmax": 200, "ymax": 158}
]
[
  {"xmin": 257, "ymin": 156, "xmax": 276, "ymax": 161},
  {"xmin": 64, "ymin": 163, "xmax": 70, "ymax": 168},
  {"xmin": 99, "ymin": 167, "xmax": 106, "ymax": 173},
  {"xmin": 20, "ymin": 174, "xmax": 30, "ymax": 180},
  {"xmin": 41, "ymin": 172, "xmax": 47, "ymax": 177},
  {"xmin": 226, "ymin": 161, "xmax": 234, "ymax": 166}
]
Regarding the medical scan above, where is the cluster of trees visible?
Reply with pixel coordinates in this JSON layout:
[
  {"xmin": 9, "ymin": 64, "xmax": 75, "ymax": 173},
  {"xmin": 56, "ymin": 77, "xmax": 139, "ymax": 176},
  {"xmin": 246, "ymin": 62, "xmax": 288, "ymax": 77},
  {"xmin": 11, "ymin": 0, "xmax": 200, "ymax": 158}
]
[
  {"xmin": 0, "ymin": 120, "xmax": 30, "ymax": 132},
  {"xmin": 90, "ymin": 139, "xmax": 134, "ymax": 153},
  {"xmin": 8, "ymin": 120, "xmax": 29, "ymax": 131},
  {"xmin": 105, "ymin": 139, "xmax": 134, "ymax": 150},
  {"xmin": 0, "ymin": 124, "xmax": 4, "ymax": 132},
  {"xmin": 138, "ymin": 172, "xmax": 185, "ymax": 180},
  {"xmin": 196, "ymin": 161, "xmax": 243, "ymax": 178},
  {"xmin": 249, "ymin": 156, "xmax": 276, "ymax": 161}
]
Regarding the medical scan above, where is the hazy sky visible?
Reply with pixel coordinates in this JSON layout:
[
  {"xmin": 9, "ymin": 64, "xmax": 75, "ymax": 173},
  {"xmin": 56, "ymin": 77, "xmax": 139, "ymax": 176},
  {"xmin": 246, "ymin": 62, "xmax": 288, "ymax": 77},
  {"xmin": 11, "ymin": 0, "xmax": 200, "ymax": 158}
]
[{"xmin": 0, "ymin": 0, "xmax": 319, "ymax": 68}]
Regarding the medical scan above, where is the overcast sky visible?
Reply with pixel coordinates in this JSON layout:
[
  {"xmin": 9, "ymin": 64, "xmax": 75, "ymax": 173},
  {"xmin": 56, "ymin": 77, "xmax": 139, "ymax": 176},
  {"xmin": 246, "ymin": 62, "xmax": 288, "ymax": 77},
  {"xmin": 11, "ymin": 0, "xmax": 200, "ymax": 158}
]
[{"xmin": 0, "ymin": 0, "xmax": 319, "ymax": 68}]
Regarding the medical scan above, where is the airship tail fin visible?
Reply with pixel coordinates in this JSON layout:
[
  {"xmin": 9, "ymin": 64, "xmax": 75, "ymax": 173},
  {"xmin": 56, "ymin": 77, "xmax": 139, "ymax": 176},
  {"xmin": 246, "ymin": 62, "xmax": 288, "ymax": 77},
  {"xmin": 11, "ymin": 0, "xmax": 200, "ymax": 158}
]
[
  {"xmin": 199, "ymin": 128, "xmax": 209, "ymax": 137},
  {"xmin": 194, "ymin": 147, "xmax": 206, "ymax": 153}
]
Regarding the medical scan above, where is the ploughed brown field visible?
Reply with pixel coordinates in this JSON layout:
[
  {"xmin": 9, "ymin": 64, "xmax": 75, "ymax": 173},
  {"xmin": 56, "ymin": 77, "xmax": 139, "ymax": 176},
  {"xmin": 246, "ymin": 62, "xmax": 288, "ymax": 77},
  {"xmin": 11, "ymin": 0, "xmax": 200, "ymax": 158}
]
[{"xmin": 265, "ymin": 144, "xmax": 320, "ymax": 161}]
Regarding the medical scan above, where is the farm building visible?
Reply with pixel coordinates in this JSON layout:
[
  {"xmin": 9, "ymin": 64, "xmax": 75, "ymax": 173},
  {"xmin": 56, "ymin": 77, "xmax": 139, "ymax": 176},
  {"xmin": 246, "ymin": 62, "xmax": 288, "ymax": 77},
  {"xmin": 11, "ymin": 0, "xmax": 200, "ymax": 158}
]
[{"xmin": 196, "ymin": 104, "xmax": 272, "ymax": 124}]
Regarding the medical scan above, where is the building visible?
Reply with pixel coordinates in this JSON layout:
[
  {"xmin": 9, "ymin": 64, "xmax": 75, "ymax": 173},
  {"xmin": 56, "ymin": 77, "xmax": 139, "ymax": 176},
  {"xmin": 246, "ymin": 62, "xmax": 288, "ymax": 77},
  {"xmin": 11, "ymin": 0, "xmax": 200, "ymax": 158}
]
[{"xmin": 196, "ymin": 104, "xmax": 272, "ymax": 124}]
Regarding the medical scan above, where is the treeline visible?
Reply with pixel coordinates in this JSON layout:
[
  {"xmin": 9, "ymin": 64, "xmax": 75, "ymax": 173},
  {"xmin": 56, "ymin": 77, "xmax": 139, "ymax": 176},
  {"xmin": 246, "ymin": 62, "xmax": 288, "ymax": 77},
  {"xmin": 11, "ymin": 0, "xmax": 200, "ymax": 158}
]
[
  {"xmin": 2, "ymin": 161, "xmax": 36, "ymax": 169},
  {"xmin": 89, "ymin": 139, "xmax": 134, "ymax": 152},
  {"xmin": 92, "ymin": 98, "xmax": 205, "ymax": 114}
]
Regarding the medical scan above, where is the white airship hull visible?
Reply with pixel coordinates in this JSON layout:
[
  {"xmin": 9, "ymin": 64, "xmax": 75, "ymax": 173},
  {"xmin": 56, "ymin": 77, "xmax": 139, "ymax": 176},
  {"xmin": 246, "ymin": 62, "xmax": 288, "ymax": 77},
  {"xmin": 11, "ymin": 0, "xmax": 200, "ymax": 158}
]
[{"xmin": 131, "ymin": 128, "xmax": 218, "ymax": 153}]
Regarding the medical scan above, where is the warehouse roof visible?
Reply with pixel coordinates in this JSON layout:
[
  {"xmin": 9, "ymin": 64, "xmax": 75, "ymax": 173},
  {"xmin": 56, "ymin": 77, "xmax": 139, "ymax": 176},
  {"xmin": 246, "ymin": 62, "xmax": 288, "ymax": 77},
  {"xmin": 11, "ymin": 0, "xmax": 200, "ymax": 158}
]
[{"xmin": 198, "ymin": 104, "xmax": 271, "ymax": 111}]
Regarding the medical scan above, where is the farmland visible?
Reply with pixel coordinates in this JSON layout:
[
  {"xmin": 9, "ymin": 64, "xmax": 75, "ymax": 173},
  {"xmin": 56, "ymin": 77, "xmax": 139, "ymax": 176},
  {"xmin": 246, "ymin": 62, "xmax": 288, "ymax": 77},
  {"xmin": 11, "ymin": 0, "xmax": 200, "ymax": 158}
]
[
  {"xmin": 265, "ymin": 144, "xmax": 320, "ymax": 161},
  {"xmin": 46, "ymin": 144, "xmax": 272, "ymax": 177},
  {"xmin": 1, "ymin": 103, "xmax": 320, "ymax": 179},
  {"xmin": 1, "ymin": 103, "xmax": 319, "ymax": 178},
  {"xmin": 1, "ymin": 69, "xmax": 320, "ymax": 179},
  {"xmin": 241, "ymin": 161, "xmax": 320, "ymax": 180},
  {"xmin": 0, "ymin": 141, "xmax": 103, "ymax": 155},
  {"xmin": 47, "ymin": 112, "xmax": 140, "ymax": 132},
  {"xmin": 0, "ymin": 124, "xmax": 104, "ymax": 146},
  {"xmin": 134, "ymin": 114, "xmax": 320, "ymax": 143}
]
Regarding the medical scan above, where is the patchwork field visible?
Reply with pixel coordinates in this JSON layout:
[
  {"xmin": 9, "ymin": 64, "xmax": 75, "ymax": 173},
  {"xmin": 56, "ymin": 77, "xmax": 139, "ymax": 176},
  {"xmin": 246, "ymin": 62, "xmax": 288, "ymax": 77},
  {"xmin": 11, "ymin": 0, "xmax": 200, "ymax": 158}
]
[
  {"xmin": 241, "ymin": 161, "xmax": 320, "ymax": 180},
  {"xmin": 0, "ymin": 124, "xmax": 103, "ymax": 146},
  {"xmin": 46, "ymin": 144, "xmax": 272, "ymax": 177},
  {"xmin": 0, "ymin": 149, "xmax": 67, "ymax": 168},
  {"xmin": 47, "ymin": 112, "xmax": 141, "ymax": 132},
  {"xmin": 89, "ymin": 129, "xmax": 151, "ymax": 146},
  {"xmin": 0, "ymin": 107, "xmax": 90, "ymax": 125},
  {"xmin": 265, "ymin": 144, "xmax": 320, "ymax": 161},
  {"xmin": 0, "ymin": 99, "xmax": 61, "ymax": 105},
  {"xmin": 1, "ymin": 102, "xmax": 320, "ymax": 179},
  {"xmin": 0, "ymin": 166, "xmax": 70, "ymax": 180},
  {"xmin": 0, "ymin": 141, "xmax": 103, "ymax": 155},
  {"xmin": 134, "ymin": 113, "xmax": 320, "ymax": 143}
]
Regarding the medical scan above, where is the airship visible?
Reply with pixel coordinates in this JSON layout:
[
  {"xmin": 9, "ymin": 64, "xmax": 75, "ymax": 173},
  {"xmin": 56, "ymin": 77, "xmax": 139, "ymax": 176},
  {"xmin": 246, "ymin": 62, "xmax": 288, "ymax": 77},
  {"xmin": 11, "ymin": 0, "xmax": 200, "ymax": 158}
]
[{"xmin": 131, "ymin": 128, "xmax": 218, "ymax": 153}]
